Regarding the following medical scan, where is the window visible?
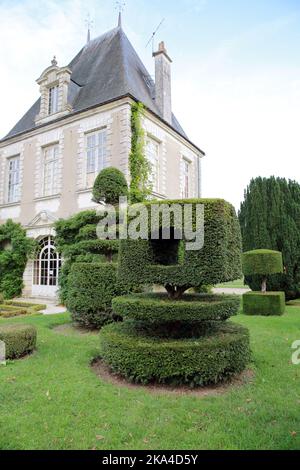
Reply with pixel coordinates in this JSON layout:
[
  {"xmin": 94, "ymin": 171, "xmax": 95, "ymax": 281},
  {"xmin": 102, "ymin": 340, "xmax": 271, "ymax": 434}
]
[
  {"xmin": 182, "ymin": 159, "xmax": 190, "ymax": 198},
  {"xmin": 33, "ymin": 236, "xmax": 61, "ymax": 287},
  {"xmin": 48, "ymin": 86, "xmax": 59, "ymax": 114},
  {"xmin": 146, "ymin": 136, "xmax": 160, "ymax": 193},
  {"xmin": 43, "ymin": 145, "xmax": 59, "ymax": 196},
  {"xmin": 86, "ymin": 129, "xmax": 107, "ymax": 186},
  {"xmin": 7, "ymin": 156, "xmax": 20, "ymax": 203}
]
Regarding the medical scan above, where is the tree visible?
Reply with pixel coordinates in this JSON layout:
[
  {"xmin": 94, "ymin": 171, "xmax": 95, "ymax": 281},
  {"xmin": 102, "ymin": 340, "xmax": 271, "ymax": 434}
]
[
  {"xmin": 239, "ymin": 177, "xmax": 300, "ymax": 300},
  {"xmin": 242, "ymin": 249, "xmax": 283, "ymax": 293},
  {"xmin": 92, "ymin": 167, "xmax": 128, "ymax": 206}
]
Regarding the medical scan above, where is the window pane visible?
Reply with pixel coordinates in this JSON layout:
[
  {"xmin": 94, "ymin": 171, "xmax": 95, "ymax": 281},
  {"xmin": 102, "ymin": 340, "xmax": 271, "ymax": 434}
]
[
  {"xmin": 43, "ymin": 145, "xmax": 59, "ymax": 196},
  {"xmin": 86, "ymin": 130, "xmax": 107, "ymax": 183},
  {"xmin": 7, "ymin": 156, "xmax": 20, "ymax": 203},
  {"xmin": 146, "ymin": 137, "xmax": 159, "ymax": 193},
  {"xmin": 48, "ymin": 86, "xmax": 59, "ymax": 114}
]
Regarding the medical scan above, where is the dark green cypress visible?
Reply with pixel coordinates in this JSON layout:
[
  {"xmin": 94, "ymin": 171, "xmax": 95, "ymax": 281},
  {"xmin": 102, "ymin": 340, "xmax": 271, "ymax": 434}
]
[{"xmin": 239, "ymin": 177, "xmax": 300, "ymax": 300}]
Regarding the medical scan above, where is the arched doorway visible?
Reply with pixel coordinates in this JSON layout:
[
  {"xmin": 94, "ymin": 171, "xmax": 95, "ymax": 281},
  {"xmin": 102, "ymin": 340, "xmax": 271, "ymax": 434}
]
[{"xmin": 32, "ymin": 236, "xmax": 61, "ymax": 297}]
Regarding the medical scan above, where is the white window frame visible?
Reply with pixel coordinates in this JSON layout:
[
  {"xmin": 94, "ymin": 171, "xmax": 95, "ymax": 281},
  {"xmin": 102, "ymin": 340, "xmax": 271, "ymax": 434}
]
[
  {"xmin": 182, "ymin": 158, "xmax": 191, "ymax": 199},
  {"xmin": 33, "ymin": 236, "xmax": 61, "ymax": 287},
  {"xmin": 42, "ymin": 144, "xmax": 60, "ymax": 197},
  {"xmin": 7, "ymin": 155, "xmax": 20, "ymax": 203},
  {"xmin": 85, "ymin": 128, "xmax": 107, "ymax": 185},
  {"xmin": 145, "ymin": 135, "xmax": 160, "ymax": 194},
  {"xmin": 48, "ymin": 85, "xmax": 59, "ymax": 115}
]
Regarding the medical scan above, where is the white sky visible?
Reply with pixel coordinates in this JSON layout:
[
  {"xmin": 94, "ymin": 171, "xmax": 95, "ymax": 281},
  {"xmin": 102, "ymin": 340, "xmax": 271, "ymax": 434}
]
[{"xmin": 1, "ymin": 0, "xmax": 300, "ymax": 210}]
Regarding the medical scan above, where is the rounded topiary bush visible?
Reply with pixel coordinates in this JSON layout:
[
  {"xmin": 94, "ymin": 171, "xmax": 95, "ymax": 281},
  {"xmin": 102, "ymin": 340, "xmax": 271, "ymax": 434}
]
[
  {"xmin": 0, "ymin": 324, "xmax": 37, "ymax": 359},
  {"xmin": 112, "ymin": 293, "xmax": 241, "ymax": 323},
  {"xmin": 67, "ymin": 262, "xmax": 129, "ymax": 329},
  {"xmin": 92, "ymin": 167, "xmax": 128, "ymax": 205},
  {"xmin": 242, "ymin": 249, "xmax": 283, "ymax": 276},
  {"xmin": 100, "ymin": 322, "xmax": 250, "ymax": 386}
]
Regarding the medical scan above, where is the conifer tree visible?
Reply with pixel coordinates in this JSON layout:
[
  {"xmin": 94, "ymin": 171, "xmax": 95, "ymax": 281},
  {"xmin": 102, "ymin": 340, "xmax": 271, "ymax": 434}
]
[{"xmin": 239, "ymin": 176, "xmax": 300, "ymax": 300}]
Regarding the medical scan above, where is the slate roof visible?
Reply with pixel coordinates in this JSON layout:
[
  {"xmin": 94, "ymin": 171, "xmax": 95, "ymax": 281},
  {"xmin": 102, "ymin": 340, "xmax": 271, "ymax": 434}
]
[{"xmin": 2, "ymin": 25, "xmax": 202, "ymax": 153}]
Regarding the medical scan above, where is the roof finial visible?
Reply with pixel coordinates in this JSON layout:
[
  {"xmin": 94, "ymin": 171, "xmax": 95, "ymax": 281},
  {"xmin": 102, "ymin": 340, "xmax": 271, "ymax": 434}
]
[
  {"xmin": 115, "ymin": 1, "xmax": 125, "ymax": 27},
  {"xmin": 51, "ymin": 56, "xmax": 58, "ymax": 66},
  {"xmin": 85, "ymin": 13, "xmax": 93, "ymax": 44}
]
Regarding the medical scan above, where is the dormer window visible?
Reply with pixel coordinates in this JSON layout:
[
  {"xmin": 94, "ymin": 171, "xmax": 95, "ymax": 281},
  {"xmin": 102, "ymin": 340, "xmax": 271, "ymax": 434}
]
[
  {"xmin": 35, "ymin": 56, "xmax": 72, "ymax": 125},
  {"xmin": 48, "ymin": 86, "xmax": 59, "ymax": 115}
]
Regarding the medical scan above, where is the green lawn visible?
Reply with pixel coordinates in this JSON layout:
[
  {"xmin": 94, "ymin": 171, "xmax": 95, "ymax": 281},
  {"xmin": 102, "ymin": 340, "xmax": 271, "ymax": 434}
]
[{"xmin": 1, "ymin": 308, "xmax": 300, "ymax": 450}]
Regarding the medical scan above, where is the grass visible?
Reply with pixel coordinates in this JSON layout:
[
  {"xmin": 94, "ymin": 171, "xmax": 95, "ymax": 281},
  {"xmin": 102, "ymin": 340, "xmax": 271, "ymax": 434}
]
[
  {"xmin": 216, "ymin": 278, "xmax": 249, "ymax": 289},
  {"xmin": 1, "ymin": 308, "xmax": 300, "ymax": 450}
]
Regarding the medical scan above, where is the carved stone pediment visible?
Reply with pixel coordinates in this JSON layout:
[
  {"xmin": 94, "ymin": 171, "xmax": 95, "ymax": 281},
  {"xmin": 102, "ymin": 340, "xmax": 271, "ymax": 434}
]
[{"xmin": 27, "ymin": 211, "xmax": 58, "ymax": 228}]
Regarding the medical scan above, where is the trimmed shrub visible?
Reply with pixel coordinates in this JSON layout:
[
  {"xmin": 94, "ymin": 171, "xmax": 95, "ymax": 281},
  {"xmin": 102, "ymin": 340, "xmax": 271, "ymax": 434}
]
[
  {"xmin": 100, "ymin": 322, "xmax": 250, "ymax": 386},
  {"xmin": 118, "ymin": 199, "xmax": 242, "ymax": 290},
  {"xmin": 67, "ymin": 263, "xmax": 129, "ymax": 329},
  {"xmin": 242, "ymin": 250, "xmax": 283, "ymax": 276},
  {"xmin": 92, "ymin": 167, "xmax": 128, "ymax": 205},
  {"xmin": 112, "ymin": 293, "xmax": 241, "ymax": 323},
  {"xmin": 0, "ymin": 324, "xmax": 37, "ymax": 359},
  {"xmin": 4, "ymin": 301, "xmax": 46, "ymax": 312},
  {"xmin": 243, "ymin": 291, "xmax": 285, "ymax": 316},
  {"xmin": 0, "ymin": 304, "xmax": 27, "ymax": 317}
]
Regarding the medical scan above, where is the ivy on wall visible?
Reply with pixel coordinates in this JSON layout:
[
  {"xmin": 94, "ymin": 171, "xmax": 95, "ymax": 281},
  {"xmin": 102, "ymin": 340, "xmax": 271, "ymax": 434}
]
[
  {"xmin": 129, "ymin": 102, "xmax": 152, "ymax": 203},
  {"xmin": 0, "ymin": 220, "xmax": 35, "ymax": 299}
]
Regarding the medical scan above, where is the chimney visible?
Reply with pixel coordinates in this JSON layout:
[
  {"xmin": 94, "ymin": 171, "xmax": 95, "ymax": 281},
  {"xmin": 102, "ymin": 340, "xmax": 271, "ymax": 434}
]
[{"xmin": 153, "ymin": 41, "xmax": 172, "ymax": 124}]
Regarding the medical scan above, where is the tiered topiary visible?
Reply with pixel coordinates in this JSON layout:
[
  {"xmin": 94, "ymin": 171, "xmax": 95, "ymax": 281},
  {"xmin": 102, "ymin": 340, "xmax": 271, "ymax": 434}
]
[
  {"xmin": 56, "ymin": 167, "xmax": 130, "ymax": 329},
  {"xmin": 100, "ymin": 199, "xmax": 251, "ymax": 387},
  {"xmin": 242, "ymin": 249, "xmax": 285, "ymax": 316}
]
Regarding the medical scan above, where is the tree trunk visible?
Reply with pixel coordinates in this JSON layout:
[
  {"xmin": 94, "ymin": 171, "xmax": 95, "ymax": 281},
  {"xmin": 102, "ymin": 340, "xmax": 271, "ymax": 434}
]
[
  {"xmin": 165, "ymin": 285, "xmax": 189, "ymax": 300},
  {"xmin": 261, "ymin": 277, "xmax": 267, "ymax": 293}
]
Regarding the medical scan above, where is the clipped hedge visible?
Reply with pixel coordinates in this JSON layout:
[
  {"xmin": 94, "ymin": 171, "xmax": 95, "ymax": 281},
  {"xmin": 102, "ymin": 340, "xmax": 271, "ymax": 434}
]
[
  {"xmin": 118, "ymin": 199, "xmax": 242, "ymax": 288},
  {"xmin": 92, "ymin": 167, "xmax": 128, "ymax": 205},
  {"xmin": 0, "ymin": 305, "xmax": 27, "ymax": 318},
  {"xmin": 0, "ymin": 324, "xmax": 37, "ymax": 359},
  {"xmin": 242, "ymin": 249, "xmax": 283, "ymax": 276},
  {"xmin": 100, "ymin": 321, "xmax": 250, "ymax": 386},
  {"xmin": 67, "ymin": 263, "xmax": 129, "ymax": 329},
  {"xmin": 243, "ymin": 291, "xmax": 285, "ymax": 316},
  {"xmin": 112, "ymin": 293, "xmax": 241, "ymax": 323}
]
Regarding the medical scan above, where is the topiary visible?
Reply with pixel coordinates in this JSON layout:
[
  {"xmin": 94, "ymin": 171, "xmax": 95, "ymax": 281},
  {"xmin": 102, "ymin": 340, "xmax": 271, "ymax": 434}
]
[
  {"xmin": 242, "ymin": 249, "xmax": 283, "ymax": 293},
  {"xmin": 0, "ymin": 324, "xmax": 37, "ymax": 359},
  {"xmin": 67, "ymin": 263, "xmax": 128, "ymax": 329},
  {"xmin": 243, "ymin": 291, "xmax": 285, "ymax": 316},
  {"xmin": 100, "ymin": 199, "xmax": 250, "ymax": 387},
  {"xmin": 92, "ymin": 167, "xmax": 128, "ymax": 206}
]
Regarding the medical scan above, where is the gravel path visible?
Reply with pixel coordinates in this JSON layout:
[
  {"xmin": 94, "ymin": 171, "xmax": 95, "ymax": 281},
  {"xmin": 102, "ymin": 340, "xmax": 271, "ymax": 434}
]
[{"xmin": 213, "ymin": 287, "xmax": 250, "ymax": 295}]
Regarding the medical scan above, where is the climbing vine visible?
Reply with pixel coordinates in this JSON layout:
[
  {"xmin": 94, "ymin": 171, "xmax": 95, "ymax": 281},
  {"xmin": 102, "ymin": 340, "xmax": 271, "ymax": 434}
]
[
  {"xmin": 0, "ymin": 220, "xmax": 35, "ymax": 299},
  {"xmin": 129, "ymin": 101, "xmax": 151, "ymax": 203}
]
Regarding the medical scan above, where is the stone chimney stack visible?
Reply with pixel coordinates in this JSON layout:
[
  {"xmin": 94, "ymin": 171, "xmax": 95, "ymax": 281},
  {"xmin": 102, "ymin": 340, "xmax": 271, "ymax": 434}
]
[{"xmin": 153, "ymin": 41, "xmax": 172, "ymax": 124}]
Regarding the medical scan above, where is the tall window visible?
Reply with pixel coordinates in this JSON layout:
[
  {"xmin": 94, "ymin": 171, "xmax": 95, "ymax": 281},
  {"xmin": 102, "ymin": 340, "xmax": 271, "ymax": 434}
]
[
  {"xmin": 43, "ymin": 145, "xmax": 59, "ymax": 196},
  {"xmin": 86, "ymin": 129, "xmax": 107, "ymax": 187},
  {"xmin": 33, "ymin": 236, "xmax": 61, "ymax": 287},
  {"xmin": 146, "ymin": 136, "xmax": 160, "ymax": 193},
  {"xmin": 48, "ymin": 86, "xmax": 59, "ymax": 114},
  {"xmin": 182, "ymin": 159, "xmax": 190, "ymax": 198},
  {"xmin": 7, "ymin": 156, "xmax": 20, "ymax": 203}
]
